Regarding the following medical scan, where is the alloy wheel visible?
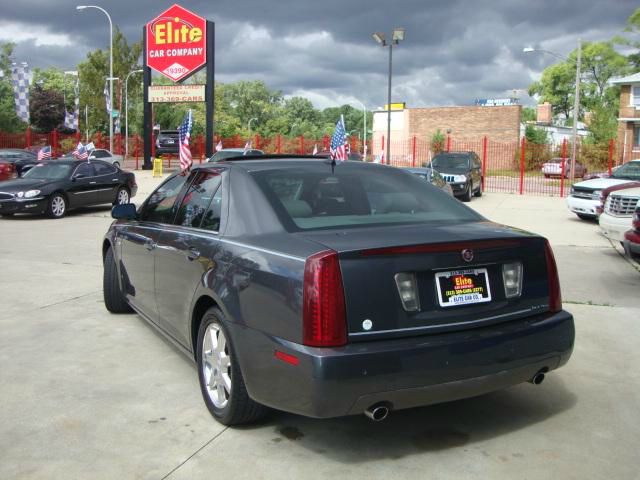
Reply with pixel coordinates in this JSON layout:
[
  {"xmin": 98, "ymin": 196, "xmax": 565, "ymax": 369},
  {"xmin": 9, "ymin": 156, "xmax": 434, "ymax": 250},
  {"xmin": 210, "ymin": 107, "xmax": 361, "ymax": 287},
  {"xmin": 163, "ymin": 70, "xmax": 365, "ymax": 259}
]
[
  {"xmin": 201, "ymin": 323, "xmax": 231, "ymax": 409},
  {"xmin": 117, "ymin": 189, "xmax": 129, "ymax": 204},
  {"xmin": 51, "ymin": 196, "xmax": 65, "ymax": 217}
]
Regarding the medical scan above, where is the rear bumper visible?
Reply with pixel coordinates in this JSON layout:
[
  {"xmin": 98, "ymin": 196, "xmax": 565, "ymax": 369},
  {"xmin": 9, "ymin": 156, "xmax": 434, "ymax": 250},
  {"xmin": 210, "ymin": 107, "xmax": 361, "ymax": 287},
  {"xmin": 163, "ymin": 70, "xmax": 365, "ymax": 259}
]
[{"xmin": 231, "ymin": 310, "xmax": 575, "ymax": 418}]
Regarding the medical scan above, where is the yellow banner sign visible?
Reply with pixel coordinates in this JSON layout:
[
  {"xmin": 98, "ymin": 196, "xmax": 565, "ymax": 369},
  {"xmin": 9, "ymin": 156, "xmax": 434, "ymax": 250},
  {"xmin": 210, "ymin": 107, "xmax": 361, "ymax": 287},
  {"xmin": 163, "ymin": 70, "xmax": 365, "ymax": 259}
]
[{"xmin": 149, "ymin": 84, "xmax": 206, "ymax": 103}]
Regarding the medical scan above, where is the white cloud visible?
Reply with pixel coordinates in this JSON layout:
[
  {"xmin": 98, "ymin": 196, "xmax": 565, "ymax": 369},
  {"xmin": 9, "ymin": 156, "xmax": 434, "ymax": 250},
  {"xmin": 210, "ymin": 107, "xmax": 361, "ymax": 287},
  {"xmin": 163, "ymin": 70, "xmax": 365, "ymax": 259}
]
[{"xmin": 0, "ymin": 21, "xmax": 73, "ymax": 47}]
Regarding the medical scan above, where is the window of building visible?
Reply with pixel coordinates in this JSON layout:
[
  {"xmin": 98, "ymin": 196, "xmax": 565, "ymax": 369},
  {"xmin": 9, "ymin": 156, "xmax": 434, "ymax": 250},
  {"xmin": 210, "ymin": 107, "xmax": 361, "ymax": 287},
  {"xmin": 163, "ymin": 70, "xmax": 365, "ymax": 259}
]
[
  {"xmin": 634, "ymin": 125, "xmax": 640, "ymax": 148},
  {"xmin": 632, "ymin": 86, "xmax": 640, "ymax": 107}
]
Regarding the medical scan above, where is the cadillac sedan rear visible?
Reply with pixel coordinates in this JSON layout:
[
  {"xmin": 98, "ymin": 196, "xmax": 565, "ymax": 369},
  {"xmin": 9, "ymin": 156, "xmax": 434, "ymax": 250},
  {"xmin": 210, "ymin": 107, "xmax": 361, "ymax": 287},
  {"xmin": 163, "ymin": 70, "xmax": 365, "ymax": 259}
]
[{"xmin": 104, "ymin": 159, "xmax": 574, "ymax": 425}]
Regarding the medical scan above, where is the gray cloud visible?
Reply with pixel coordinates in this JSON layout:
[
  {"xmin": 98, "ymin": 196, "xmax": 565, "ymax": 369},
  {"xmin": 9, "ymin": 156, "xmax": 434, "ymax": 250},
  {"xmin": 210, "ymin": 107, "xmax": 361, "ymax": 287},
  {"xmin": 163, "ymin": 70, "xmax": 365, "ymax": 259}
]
[{"xmin": 1, "ymin": 0, "xmax": 637, "ymax": 110}]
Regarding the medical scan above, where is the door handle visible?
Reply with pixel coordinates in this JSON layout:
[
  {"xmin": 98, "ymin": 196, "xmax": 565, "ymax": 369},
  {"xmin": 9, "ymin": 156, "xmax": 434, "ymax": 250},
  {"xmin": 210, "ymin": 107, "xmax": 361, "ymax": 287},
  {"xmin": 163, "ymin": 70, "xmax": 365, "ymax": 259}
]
[
  {"xmin": 187, "ymin": 247, "xmax": 201, "ymax": 261},
  {"xmin": 144, "ymin": 240, "xmax": 156, "ymax": 251}
]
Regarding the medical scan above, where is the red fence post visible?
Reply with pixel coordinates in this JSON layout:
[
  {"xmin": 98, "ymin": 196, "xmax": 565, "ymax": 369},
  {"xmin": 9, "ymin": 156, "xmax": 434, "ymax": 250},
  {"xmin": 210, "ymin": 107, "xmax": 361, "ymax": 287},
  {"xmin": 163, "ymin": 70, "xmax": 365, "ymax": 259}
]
[
  {"xmin": 411, "ymin": 136, "xmax": 417, "ymax": 167},
  {"xmin": 254, "ymin": 134, "xmax": 260, "ymax": 151},
  {"xmin": 608, "ymin": 138, "xmax": 614, "ymax": 175},
  {"xmin": 560, "ymin": 139, "xmax": 567, "ymax": 197},
  {"xmin": 52, "ymin": 130, "xmax": 58, "ymax": 157},
  {"xmin": 446, "ymin": 135, "xmax": 451, "ymax": 152},
  {"xmin": 276, "ymin": 134, "xmax": 282, "ymax": 153},
  {"xmin": 26, "ymin": 127, "xmax": 31, "ymax": 148},
  {"xmin": 519, "ymin": 137, "xmax": 525, "ymax": 195},
  {"xmin": 299, "ymin": 135, "xmax": 305, "ymax": 154},
  {"xmin": 199, "ymin": 135, "xmax": 204, "ymax": 163},
  {"xmin": 481, "ymin": 136, "xmax": 487, "ymax": 192}
]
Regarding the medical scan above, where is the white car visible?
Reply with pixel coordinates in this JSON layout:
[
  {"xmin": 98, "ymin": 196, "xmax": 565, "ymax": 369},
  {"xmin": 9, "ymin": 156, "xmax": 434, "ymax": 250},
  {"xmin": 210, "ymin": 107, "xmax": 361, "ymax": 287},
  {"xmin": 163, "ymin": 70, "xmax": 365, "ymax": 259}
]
[
  {"xmin": 567, "ymin": 160, "xmax": 640, "ymax": 220},
  {"xmin": 599, "ymin": 185, "xmax": 640, "ymax": 244},
  {"xmin": 88, "ymin": 149, "xmax": 125, "ymax": 168}
]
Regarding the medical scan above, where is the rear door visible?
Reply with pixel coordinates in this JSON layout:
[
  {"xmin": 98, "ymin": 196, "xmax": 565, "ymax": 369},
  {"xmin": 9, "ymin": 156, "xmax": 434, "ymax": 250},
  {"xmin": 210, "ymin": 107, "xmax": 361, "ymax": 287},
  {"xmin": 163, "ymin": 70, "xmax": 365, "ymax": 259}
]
[
  {"xmin": 67, "ymin": 162, "xmax": 97, "ymax": 207},
  {"xmin": 154, "ymin": 169, "xmax": 224, "ymax": 345},
  {"xmin": 118, "ymin": 173, "xmax": 192, "ymax": 319},
  {"xmin": 92, "ymin": 161, "xmax": 120, "ymax": 204}
]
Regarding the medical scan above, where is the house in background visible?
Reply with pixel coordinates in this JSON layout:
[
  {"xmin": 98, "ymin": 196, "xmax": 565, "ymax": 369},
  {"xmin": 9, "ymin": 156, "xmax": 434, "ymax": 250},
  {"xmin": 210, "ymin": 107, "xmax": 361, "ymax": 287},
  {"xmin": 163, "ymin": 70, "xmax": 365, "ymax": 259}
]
[{"xmin": 611, "ymin": 72, "xmax": 640, "ymax": 163}]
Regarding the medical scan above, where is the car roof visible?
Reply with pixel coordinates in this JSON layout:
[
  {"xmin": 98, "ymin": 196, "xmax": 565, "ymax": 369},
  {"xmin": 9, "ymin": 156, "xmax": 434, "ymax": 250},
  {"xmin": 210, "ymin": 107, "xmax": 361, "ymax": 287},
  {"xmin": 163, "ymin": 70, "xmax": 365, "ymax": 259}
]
[{"xmin": 196, "ymin": 155, "xmax": 387, "ymax": 172}]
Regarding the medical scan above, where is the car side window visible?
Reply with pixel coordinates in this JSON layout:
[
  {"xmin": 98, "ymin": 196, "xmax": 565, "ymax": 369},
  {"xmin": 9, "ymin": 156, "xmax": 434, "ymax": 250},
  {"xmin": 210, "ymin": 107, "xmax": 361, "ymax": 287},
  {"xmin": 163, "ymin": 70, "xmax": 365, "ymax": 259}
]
[
  {"xmin": 94, "ymin": 162, "xmax": 116, "ymax": 175},
  {"xmin": 139, "ymin": 174, "xmax": 190, "ymax": 223},
  {"xmin": 200, "ymin": 184, "xmax": 223, "ymax": 232},
  {"xmin": 74, "ymin": 163, "xmax": 95, "ymax": 178},
  {"xmin": 174, "ymin": 171, "xmax": 222, "ymax": 228}
]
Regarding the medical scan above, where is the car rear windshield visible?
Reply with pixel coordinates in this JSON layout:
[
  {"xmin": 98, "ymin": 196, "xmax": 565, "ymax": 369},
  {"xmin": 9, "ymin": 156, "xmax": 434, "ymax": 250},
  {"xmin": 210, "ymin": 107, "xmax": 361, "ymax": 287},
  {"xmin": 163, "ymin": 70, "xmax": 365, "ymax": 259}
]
[
  {"xmin": 431, "ymin": 154, "xmax": 471, "ymax": 170},
  {"xmin": 251, "ymin": 163, "xmax": 481, "ymax": 231},
  {"xmin": 22, "ymin": 163, "xmax": 72, "ymax": 179}
]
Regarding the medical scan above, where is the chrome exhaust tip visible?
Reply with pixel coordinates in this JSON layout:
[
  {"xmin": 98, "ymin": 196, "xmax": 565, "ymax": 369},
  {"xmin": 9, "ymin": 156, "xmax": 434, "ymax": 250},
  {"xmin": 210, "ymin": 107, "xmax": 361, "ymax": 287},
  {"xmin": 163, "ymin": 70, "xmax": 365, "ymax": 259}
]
[
  {"xmin": 364, "ymin": 404, "xmax": 390, "ymax": 422},
  {"xmin": 529, "ymin": 372, "xmax": 546, "ymax": 385}
]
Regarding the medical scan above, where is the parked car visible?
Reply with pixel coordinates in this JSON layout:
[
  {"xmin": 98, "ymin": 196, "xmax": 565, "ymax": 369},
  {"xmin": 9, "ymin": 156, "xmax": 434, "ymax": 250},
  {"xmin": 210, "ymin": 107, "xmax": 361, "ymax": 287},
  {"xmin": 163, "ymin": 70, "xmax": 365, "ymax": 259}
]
[
  {"xmin": 103, "ymin": 157, "xmax": 574, "ymax": 426},
  {"xmin": 567, "ymin": 159, "xmax": 640, "ymax": 220},
  {"xmin": 599, "ymin": 185, "xmax": 640, "ymax": 246},
  {"xmin": 403, "ymin": 167, "xmax": 454, "ymax": 195},
  {"xmin": 623, "ymin": 206, "xmax": 640, "ymax": 261},
  {"xmin": 595, "ymin": 181, "xmax": 640, "ymax": 217},
  {"xmin": 0, "ymin": 160, "xmax": 17, "ymax": 181},
  {"xmin": 0, "ymin": 148, "xmax": 38, "ymax": 177},
  {"xmin": 430, "ymin": 151, "xmax": 483, "ymax": 202},
  {"xmin": 313, "ymin": 149, "xmax": 365, "ymax": 161},
  {"xmin": 88, "ymin": 149, "xmax": 124, "ymax": 168},
  {"xmin": 584, "ymin": 165, "xmax": 622, "ymax": 180},
  {"xmin": 208, "ymin": 148, "xmax": 264, "ymax": 162},
  {"xmin": 541, "ymin": 158, "xmax": 587, "ymax": 179},
  {"xmin": 155, "ymin": 130, "xmax": 180, "ymax": 155},
  {"xmin": 0, "ymin": 160, "xmax": 136, "ymax": 218}
]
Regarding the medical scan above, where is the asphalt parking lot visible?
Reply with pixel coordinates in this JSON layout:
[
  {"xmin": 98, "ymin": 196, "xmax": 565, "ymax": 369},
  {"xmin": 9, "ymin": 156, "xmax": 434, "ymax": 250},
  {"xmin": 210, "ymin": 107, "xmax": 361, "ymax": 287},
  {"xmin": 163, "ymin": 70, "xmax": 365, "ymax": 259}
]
[{"xmin": 1, "ymin": 171, "xmax": 639, "ymax": 480}]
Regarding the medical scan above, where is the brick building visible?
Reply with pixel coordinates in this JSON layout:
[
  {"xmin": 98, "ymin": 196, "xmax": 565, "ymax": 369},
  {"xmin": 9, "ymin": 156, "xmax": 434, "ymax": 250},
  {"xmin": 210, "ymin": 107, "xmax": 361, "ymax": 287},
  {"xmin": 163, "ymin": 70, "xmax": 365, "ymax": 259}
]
[
  {"xmin": 611, "ymin": 73, "xmax": 640, "ymax": 163},
  {"xmin": 372, "ymin": 104, "xmax": 521, "ymax": 162}
]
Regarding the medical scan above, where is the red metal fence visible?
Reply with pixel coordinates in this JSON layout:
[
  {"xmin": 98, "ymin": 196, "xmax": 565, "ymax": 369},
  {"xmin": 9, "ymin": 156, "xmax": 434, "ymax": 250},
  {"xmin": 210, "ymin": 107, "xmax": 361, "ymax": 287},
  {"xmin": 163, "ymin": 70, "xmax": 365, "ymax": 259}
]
[{"xmin": 1, "ymin": 129, "xmax": 624, "ymax": 197}]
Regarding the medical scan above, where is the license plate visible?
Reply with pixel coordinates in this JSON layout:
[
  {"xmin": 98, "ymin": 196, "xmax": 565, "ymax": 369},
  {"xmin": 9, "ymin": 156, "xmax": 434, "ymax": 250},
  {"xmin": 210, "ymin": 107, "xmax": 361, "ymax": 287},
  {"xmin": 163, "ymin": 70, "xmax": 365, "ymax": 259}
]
[
  {"xmin": 435, "ymin": 268, "xmax": 492, "ymax": 308},
  {"xmin": 166, "ymin": 140, "xmax": 175, "ymax": 144}
]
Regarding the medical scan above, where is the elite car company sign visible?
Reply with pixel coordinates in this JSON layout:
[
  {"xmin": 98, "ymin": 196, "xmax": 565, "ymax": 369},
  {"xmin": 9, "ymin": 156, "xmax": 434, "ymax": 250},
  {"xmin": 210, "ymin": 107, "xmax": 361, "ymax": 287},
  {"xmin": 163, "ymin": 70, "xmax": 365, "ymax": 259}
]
[{"xmin": 146, "ymin": 4, "xmax": 207, "ymax": 82}]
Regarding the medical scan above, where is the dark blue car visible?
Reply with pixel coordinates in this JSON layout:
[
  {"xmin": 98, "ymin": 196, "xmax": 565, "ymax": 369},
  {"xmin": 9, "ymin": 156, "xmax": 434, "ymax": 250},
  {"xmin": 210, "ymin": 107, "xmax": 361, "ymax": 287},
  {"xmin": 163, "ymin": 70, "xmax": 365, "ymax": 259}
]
[{"xmin": 103, "ymin": 156, "xmax": 574, "ymax": 425}]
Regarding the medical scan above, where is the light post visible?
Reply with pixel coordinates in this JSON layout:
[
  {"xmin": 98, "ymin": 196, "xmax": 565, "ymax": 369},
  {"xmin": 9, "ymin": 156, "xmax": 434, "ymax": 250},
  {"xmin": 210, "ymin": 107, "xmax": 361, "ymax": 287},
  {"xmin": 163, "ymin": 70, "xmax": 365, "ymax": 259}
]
[
  {"xmin": 372, "ymin": 28, "xmax": 405, "ymax": 164},
  {"xmin": 125, "ymin": 69, "xmax": 143, "ymax": 159},
  {"xmin": 523, "ymin": 41, "xmax": 582, "ymax": 184},
  {"xmin": 248, "ymin": 117, "xmax": 258, "ymax": 132},
  {"xmin": 348, "ymin": 99, "xmax": 367, "ymax": 158},
  {"xmin": 77, "ymin": 5, "xmax": 113, "ymax": 153}
]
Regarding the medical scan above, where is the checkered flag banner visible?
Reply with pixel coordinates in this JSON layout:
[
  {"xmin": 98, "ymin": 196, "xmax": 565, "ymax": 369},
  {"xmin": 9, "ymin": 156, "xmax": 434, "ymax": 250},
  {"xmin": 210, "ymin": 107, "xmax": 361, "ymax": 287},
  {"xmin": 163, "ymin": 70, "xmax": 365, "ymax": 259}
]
[
  {"xmin": 104, "ymin": 79, "xmax": 111, "ymax": 113},
  {"xmin": 63, "ymin": 78, "xmax": 80, "ymax": 131},
  {"xmin": 11, "ymin": 63, "xmax": 31, "ymax": 124}
]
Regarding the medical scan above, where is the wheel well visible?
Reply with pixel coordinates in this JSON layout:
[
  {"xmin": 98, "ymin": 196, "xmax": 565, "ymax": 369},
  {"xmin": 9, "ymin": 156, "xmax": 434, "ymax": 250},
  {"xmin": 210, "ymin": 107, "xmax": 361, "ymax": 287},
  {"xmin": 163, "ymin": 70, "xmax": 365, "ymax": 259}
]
[
  {"xmin": 102, "ymin": 239, "xmax": 112, "ymax": 262},
  {"xmin": 191, "ymin": 295, "xmax": 219, "ymax": 358}
]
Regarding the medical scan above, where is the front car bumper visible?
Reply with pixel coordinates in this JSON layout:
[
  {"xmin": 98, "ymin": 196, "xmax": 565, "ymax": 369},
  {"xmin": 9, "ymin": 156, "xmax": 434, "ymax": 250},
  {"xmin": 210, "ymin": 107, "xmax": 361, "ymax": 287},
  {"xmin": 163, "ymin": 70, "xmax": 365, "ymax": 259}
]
[
  {"xmin": 566, "ymin": 196, "xmax": 598, "ymax": 217},
  {"xmin": 623, "ymin": 230, "xmax": 640, "ymax": 257},
  {"xmin": 0, "ymin": 197, "xmax": 48, "ymax": 215},
  {"xmin": 231, "ymin": 309, "xmax": 575, "ymax": 418},
  {"xmin": 599, "ymin": 212, "xmax": 633, "ymax": 242}
]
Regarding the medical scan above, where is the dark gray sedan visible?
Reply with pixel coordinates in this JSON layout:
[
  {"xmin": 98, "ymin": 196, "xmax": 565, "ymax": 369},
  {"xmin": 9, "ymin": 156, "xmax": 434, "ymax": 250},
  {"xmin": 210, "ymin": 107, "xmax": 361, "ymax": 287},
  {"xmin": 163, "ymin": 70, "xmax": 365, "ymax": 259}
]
[
  {"xmin": 103, "ymin": 156, "xmax": 574, "ymax": 425},
  {"xmin": 403, "ymin": 167, "xmax": 454, "ymax": 195}
]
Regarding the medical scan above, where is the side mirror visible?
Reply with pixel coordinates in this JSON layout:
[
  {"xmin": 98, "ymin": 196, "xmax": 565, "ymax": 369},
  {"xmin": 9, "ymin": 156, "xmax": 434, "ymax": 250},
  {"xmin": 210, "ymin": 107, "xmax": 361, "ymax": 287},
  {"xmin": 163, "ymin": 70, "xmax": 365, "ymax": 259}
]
[
  {"xmin": 88, "ymin": 155, "xmax": 95, "ymax": 160},
  {"xmin": 111, "ymin": 203, "xmax": 137, "ymax": 220}
]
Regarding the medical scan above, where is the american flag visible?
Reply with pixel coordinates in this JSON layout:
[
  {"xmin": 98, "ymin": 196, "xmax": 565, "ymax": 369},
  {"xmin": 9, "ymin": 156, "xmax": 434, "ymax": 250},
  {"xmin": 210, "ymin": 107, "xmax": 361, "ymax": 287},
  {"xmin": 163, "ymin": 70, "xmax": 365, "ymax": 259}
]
[
  {"xmin": 312, "ymin": 144, "xmax": 318, "ymax": 155},
  {"xmin": 73, "ymin": 142, "xmax": 88, "ymax": 160},
  {"xmin": 330, "ymin": 116, "xmax": 347, "ymax": 162},
  {"xmin": 215, "ymin": 140, "xmax": 223, "ymax": 152},
  {"xmin": 178, "ymin": 110, "xmax": 193, "ymax": 173},
  {"xmin": 243, "ymin": 140, "xmax": 252, "ymax": 155},
  {"xmin": 37, "ymin": 145, "xmax": 51, "ymax": 160}
]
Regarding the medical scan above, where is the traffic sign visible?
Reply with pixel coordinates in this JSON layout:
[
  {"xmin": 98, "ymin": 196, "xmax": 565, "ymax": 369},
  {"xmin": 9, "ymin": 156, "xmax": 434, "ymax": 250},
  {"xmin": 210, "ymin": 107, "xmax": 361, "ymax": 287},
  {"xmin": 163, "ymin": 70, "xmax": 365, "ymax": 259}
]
[{"xmin": 146, "ymin": 4, "xmax": 207, "ymax": 82}]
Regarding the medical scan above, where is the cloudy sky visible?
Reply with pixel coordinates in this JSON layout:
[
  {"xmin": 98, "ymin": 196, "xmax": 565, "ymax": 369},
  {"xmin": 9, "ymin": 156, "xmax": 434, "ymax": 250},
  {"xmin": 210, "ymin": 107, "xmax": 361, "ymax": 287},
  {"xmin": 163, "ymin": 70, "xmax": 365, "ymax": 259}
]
[{"xmin": 1, "ymin": 0, "xmax": 637, "ymax": 110}]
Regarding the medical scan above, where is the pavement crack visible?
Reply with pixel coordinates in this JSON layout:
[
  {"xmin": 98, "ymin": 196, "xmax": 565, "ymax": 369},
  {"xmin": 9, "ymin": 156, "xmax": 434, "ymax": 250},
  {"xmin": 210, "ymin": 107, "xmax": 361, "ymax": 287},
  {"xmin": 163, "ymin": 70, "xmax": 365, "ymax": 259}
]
[
  {"xmin": 160, "ymin": 427, "xmax": 229, "ymax": 480},
  {"xmin": 37, "ymin": 291, "xmax": 100, "ymax": 310}
]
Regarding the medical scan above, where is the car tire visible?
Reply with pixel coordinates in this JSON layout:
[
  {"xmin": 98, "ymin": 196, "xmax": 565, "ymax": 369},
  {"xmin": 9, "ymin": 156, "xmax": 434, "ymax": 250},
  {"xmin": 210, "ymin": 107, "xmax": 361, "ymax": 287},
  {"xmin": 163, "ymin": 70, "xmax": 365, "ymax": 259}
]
[
  {"xmin": 576, "ymin": 213, "xmax": 595, "ymax": 221},
  {"xmin": 103, "ymin": 247, "xmax": 134, "ymax": 314},
  {"xmin": 197, "ymin": 307, "xmax": 268, "ymax": 426},
  {"xmin": 47, "ymin": 193, "xmax": 67, "ymax": 219},
  {"xmin": 461, "ymin": 182, "xmax": 472, "ymax": 202},
  {"xmin": 114, "ymin": 187, "xmax": 130, "ymax": 206},
  {"xmin": 474, "ymin": 181, "xmax": 483, "ymax": 197}
]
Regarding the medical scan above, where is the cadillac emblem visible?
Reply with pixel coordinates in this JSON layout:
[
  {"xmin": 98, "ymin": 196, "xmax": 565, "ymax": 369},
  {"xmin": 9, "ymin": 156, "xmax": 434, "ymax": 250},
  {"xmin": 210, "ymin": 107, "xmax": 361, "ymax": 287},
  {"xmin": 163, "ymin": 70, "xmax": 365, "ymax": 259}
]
[{"xmin": 461, "ymin": 249, "xmax": 474, "ymax": 263}]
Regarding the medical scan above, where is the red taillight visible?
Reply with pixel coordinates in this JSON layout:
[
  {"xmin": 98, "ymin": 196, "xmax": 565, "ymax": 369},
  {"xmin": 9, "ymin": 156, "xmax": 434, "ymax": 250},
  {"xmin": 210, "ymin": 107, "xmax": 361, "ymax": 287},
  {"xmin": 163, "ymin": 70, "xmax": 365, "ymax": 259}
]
[
  {"xmin": 303, "ymin": 250, "xmax": 347, "ymax": 347},
  {"xmin": 544, "ymin": 240, "xmax": 562, "ymax": 313}
]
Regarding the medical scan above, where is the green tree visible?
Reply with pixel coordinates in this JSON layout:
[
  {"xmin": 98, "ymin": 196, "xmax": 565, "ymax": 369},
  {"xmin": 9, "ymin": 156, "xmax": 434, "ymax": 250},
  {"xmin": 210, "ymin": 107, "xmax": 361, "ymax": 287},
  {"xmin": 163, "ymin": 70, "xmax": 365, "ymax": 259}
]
[
  {"xmin": 524, "ymin": 124, "xmax": 548, "ymax": 144},
  {"xmin": 614, "ymin": 7, "xmax": 640, "ymax": 68},
  {"xmin": 522, "ymin": 107, "xmax": 536, "ymax": 122},
  {"xmin": 29, "ymin": 84, "xmax": 65, "ymax": 132},
  {"xmin": 0, "ymin": 42, "xmax": 27, "ymax": 132}
]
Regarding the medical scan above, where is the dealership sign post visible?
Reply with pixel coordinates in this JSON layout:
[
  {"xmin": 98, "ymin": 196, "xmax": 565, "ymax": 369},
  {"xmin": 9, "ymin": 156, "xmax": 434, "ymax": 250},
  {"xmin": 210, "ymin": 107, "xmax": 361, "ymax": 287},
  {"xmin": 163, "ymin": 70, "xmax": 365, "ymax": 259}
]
[{"xmin": 142, "ymin": 4, "xmax": 215, "ymax": 169}]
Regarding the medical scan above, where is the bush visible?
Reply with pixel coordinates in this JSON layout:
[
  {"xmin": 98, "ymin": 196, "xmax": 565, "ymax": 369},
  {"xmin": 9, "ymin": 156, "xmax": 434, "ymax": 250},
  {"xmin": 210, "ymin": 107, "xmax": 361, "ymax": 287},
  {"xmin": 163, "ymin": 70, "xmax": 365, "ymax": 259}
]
[{"xmin": 430, "ymin": 129, "xmax": 445, "ymax": 154}]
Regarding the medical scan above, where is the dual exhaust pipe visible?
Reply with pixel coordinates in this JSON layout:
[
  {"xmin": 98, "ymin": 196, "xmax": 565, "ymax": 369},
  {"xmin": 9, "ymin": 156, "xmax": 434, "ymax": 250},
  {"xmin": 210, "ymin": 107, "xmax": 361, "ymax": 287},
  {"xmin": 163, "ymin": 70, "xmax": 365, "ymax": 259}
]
[{"xmin": 364, "ymin": 370, "xmax": 548, "ymax": 422}]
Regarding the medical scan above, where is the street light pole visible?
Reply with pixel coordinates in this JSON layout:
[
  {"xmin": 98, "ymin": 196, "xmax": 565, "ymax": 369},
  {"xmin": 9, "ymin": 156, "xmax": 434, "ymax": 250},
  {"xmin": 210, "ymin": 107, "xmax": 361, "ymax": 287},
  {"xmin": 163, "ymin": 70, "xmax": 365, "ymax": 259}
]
[
  {"xmin": 125, "ymin": 69, "xmax": 143, "ymax": 159},
  {"xmin": 248, "ymin": 117, "xmax": 258, "ymax": 132},
  {"xmin": 523, "ymin": 41, "xmax": 582, "ymax": 184},
  {"xmin": 76, "ymin": 5, "xmax": 113, "ymax": 153},
  {"xmin": 373, "ymin": 29, "xmax": 404, "ymax": 165}
]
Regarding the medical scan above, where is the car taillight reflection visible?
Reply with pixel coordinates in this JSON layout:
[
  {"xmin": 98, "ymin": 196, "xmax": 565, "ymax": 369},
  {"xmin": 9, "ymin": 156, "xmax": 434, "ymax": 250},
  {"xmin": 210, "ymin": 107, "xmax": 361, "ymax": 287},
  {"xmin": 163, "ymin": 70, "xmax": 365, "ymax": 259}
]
[{"xmin": 544, "ymin": 240, "xmax": 562, "ymax": 313}]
